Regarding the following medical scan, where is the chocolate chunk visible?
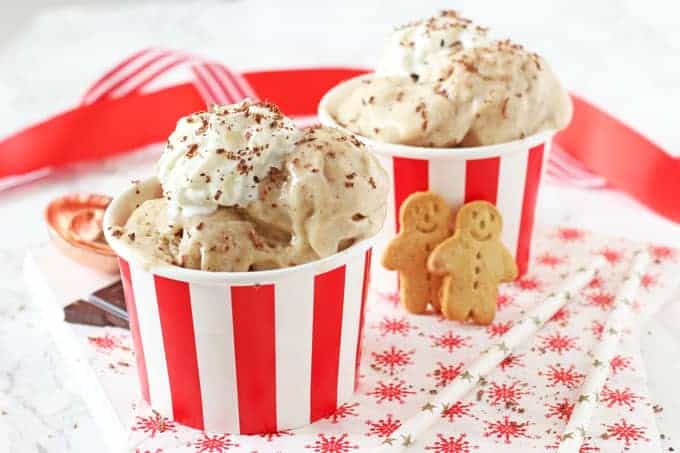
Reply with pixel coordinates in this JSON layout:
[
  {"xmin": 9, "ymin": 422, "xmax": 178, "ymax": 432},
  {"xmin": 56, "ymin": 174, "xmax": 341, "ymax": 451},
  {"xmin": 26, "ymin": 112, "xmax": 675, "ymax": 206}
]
[{"xmin": 64, "ymin": 301, "xmax": 129, "ymax": 329}]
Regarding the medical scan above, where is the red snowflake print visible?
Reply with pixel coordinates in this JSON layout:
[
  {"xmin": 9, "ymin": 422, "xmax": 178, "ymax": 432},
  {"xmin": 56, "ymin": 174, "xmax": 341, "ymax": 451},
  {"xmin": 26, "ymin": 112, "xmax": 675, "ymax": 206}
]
[
  {"xmin": 306, "ymin": 433, "xmax": 358, "ymax": 452},
  {"xmin": 586, "ymin": 292, "xmax": 615, "ymax": 311},
  {"xmin": 193, "ymin": 433, "xmax": 238, "ymax": 453},
  {"xmin": 326, "ymin": 402, "xmax": 359, "ymax": 423},
  {"xmin": 640, "ymin": 273, "xmax": 657, "ymax": 290},
  {"xmin": 540, "ymin": 332, "xmax": 578, "ymax": 355},
  {"xmin": 649, "ymin": 244, "xmax": 674, "ymax": 262},
  {"xmin": 515, "ymin": 276, "xmax": 542, "ymax": 291},
  {"xmin": 487, "ymin": 381, "xmax": 528, "ymax": 407},
  {"xmin": 487, "ymin": 320, "xmax": 513, "ymax": 338},
  {"xmin": 377, "ymin": 316, "xmax": 412, "ymax": 336},
  {"xmin": 259, "ymin": 429, "xmax": 293, "ymax": 442},
  {"xmin": 610, "ymin": 355, "xmax": 632, "ymax": 374},
  {"xmin": 484, "ymin": 416, "xmax": 530, "ymax": 444},
  {"xmin": 497, "ymin": 293, "xmax": 514, "ymax": 310},
  {"xmin": 604, "ymin": 419, "xmax": 648, "ymax": 448},
  {"xmin": 430, "ymin": 331, "xmax": 471, "ymax": 353},
  {"xmin": 537, "ymin": 252, "xmax": 564, "ymax": 268},
  {"xmin": 378, "ymin": 291, "xmax": 400, "ymax": 307},
  {"xmin": 132, "ymin": 411, "xmax": 176, "ymax": 437},
  {"xmin": 587, "ymin": 276, "xmax": 603, "ymax": 289},
  {"xmin": 590, "ymin": 320, "xmax": 605, "ymax": 340},
  {"xmin": 441, "ymin": 401, "xmax": 474, "ymax": 423},
  {"xmin": 601, "ymin": 385, "xmax": 640, "ymax": 409},
  {"xmin": 371, "ymin": 346, "xmax": 413, "ymax": 375},
  {"xmin": 597, "ymin": 247, "xmax": 623, "ymax": 264},
  {"xmin": 369, "ymin": 380, "xmax": 414, "ymax": 404},
  {"xmin": 557, "ymin": 227, "xmax": 584, "ymax": 242},
  {"xmin": 425, "ymin": 433, "xmax": 475, "ymax": 453},
  {"xmin": 499, "ymin": 353, "xmax": 525, "ymax": 371},
  {"xmin": 543, "ymin": 364, "xmax": 585, "ymax": 389},
  {"xmin": 550, "ymin": 307, "xmax": 571, "ymax": 324},
  {"xmin": 430, "ymin": 362, "xmax": 465, "ymax": 387},
  {"xmin": 545, "ymin": 397, "xmax": 574, "ymax": 420},
  {"xmin": 366, "ymin": 414, "xmax": 401, "ymax": 438}
]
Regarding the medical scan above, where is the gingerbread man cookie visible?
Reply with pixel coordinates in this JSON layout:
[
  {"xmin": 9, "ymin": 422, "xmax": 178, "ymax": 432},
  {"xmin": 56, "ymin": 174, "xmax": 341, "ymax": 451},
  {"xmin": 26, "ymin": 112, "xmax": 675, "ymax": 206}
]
[
  {"xmin": 427, "ymin": 200, "xmax": 517, "ymax": 325},
  {"xmin": 382, "ymin": 192, "xmax": 452, "ymax": 314}
]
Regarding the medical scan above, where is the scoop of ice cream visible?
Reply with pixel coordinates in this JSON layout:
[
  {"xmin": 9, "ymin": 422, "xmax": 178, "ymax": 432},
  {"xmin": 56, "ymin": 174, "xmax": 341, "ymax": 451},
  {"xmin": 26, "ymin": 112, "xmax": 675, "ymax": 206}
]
[
  {"xmin": 335, "ymin": 76, "xmax": 463, "ymax": 147},
  {"xmin": 119, "ymin": 123, "xmax": 389, "ymax": 272},
  {"xmin": 157, "ymin": 101, "xmax": 302, "ymax": 217},
  {"xmin": 248, "ymin": 126, "xmax": 390, "ymax": 258},
  {"xmin": 335, "ymin": 10, "xmax": 572, "ymax": 147},
  {"xmin": 376, "ymin": 10, "xmax": 490, "ymax": 80}
]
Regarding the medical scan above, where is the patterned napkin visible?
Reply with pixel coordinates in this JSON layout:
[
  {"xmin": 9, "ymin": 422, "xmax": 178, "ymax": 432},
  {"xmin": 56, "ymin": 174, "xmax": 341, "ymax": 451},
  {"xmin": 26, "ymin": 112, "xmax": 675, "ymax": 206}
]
[{"xmin": 82, "ymin": 226, "xmax": 678, "ymax": 453}]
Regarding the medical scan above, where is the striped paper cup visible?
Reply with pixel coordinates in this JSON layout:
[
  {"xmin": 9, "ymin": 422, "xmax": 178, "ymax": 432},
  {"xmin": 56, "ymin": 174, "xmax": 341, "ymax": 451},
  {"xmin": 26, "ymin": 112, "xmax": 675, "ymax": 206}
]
[
  {"xmin": 103, "ymin": 178, "xmax": 373, "ymax": 434},
  {"xmin": 319, "ymin": 75, "xmax": 554, "ymax": 294}
]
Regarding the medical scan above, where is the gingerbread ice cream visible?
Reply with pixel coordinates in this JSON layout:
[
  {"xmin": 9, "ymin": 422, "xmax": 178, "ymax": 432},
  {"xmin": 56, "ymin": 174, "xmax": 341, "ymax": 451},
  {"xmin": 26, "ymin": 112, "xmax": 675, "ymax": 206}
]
[
  {"xmin": 334, "ymin": 10, "xmax": 572, "ymax": 147},
  {"xmin": 112, "ymin": 100, "xmax": 389, "ymax": 271}
]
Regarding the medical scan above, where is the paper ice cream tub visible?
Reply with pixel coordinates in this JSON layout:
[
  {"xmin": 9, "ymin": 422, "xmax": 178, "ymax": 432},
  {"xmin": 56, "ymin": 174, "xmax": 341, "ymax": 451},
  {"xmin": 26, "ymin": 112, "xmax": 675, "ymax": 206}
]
[
  {"xmin": 319, "ymin": 75, "xmax": 554, "ymax": 294},
  {"xmin": 103, "ymin": 178, "xmax": 373, "ymax": 434}
]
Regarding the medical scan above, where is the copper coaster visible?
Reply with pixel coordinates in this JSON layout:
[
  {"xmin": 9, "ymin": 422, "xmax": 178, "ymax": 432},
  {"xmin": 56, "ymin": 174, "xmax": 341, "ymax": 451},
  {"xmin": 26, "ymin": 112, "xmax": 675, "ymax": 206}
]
[{"xmin": 45, "ymin": 193, "xmax": 118, "ymax": 273}]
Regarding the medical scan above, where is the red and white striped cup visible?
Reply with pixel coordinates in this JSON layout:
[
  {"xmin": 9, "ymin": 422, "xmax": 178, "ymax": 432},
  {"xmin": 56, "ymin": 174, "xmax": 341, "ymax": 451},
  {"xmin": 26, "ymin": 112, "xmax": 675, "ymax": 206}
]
[
  {"xmin": 318, "ymin": 75, "xmax": 554, "ymax": 294},
  {"xmin": 103, "ymin": 178, "xmax": 373, "ymax": 434}
]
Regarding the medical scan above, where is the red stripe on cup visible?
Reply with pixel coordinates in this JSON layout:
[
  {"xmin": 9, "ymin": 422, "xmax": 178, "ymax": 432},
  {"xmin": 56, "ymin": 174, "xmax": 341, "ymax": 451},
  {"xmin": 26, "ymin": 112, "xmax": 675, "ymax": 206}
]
[
  {"xmin": 231, "ymin": 284, "xmax": 277, "ymax": 433},
  {"xmin": 354, "ymin": 249, "xmax": 372, "ymax": 390},
  {"xmin": 118, "ymin": 258, "xmax": 150, "ymax": 403},
  {"xmin": 153, "ymin": 276, "xmax": 204, "ymax": 429},
  {"xmin": 464, "ymin": 157, "xmax": 501, "ymax": 204},
  {"xmin": 392, "ymin": 157, "xmax": 429, "ymax": 232},
  {"xmin": 516, "ymin": 144, "xmax": 545, "ymax": 274},
  {"xmin": 310, "ymin": 265, "xmax": 346, "ymax": 421}
]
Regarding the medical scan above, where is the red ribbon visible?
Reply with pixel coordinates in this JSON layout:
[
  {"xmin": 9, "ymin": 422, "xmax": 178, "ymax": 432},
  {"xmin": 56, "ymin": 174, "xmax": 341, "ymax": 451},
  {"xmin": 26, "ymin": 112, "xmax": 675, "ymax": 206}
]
[
  {"xmin": 1, "ymin": 67, "xmax": 678, "ymax": 223},
  {"xmin": 554, "ymin": 96, "xmax": 680, "ymax": 222}
]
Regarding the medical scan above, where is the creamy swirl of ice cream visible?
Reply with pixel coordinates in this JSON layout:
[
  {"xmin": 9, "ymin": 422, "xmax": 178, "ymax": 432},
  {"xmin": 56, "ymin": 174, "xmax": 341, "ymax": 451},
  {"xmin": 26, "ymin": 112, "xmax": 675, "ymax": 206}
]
[
  {"xmin": 376, "ymin": 10, "xmax": 490, "ymax": 80},
  {"xmin": 116, "ymin": 103, "xmax": 389, "ymax": 272},
  {"xmin": 158, "ymin": 101, "xmax": 302, "ymax": 217},
  {"xmin": 335, "ymin": 10, "xmax": 572, "ymax": 147}
]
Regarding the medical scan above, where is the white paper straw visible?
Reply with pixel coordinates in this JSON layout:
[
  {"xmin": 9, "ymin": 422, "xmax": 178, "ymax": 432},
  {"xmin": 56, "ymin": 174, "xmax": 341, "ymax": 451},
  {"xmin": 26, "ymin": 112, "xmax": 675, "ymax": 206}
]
[
  {"xmin": 556, "ymin": 251, "xmax": 650, "ymax": 453},
  {"xmin": 372, "ymin": 256, "xmax": 607, "ymax": 452}
]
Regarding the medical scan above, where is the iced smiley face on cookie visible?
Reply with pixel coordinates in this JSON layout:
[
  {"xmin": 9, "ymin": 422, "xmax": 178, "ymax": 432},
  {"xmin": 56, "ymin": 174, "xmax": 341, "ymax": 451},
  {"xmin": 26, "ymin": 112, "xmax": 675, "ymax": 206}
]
[
  {"xmin": 428, "ymin": 200, "xmax": 518, "ymax": 325},
  {"xmin": 382, "ymin": 192, "xmax": 452, "ymax": 314},
  {"xmin": 457, "ymin": 202, "xmax": 502, "ymax": 242},
  {"xmin": 401, "ymin": 193, "xmax": 450, "ymax": 235}
]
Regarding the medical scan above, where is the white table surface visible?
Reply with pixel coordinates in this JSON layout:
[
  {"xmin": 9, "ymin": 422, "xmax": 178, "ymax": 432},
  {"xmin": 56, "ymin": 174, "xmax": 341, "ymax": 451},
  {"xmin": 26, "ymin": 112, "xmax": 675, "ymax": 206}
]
[{"xmin": 0, "ymin": 1, "xmax": 679, "ymax": 452}]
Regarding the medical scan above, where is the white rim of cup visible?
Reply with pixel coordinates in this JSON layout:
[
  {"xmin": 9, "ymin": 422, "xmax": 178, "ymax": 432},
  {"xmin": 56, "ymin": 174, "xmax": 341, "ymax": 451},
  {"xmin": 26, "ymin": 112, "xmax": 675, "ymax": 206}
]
[
  {"xmin": 318, "ymin": 74, "xmax": 556, "ymax": 160},
  {"xmin": 103, "ymin": 177, "xmax": 376, "ymax": 286}
]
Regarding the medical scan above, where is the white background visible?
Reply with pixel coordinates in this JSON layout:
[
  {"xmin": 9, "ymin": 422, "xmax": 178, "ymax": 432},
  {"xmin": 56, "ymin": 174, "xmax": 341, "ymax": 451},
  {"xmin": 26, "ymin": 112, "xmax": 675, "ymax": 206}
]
[{"xmin": 0, "ymin": 1, "xmax": 679, "ymax": 451}]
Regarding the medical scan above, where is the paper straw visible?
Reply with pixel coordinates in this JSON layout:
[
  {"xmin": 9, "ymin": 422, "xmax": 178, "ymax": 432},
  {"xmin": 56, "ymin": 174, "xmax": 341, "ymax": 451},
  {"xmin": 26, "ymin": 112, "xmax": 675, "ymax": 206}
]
[
  {"xmin": 556, "ymin": 251, "xmax": 650, "ymax": 453},
  {"xmin": 373, "ymin": 256, "xmax": 607, "ymax": 452}
]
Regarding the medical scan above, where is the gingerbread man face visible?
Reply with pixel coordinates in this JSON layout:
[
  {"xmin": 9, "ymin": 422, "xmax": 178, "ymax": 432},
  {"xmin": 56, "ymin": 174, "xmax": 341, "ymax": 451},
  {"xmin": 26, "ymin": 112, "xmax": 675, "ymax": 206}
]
[
  {"xmin": 400, "ymin": 192, "xmax": 450, "ymax": 235},
  {"xmin": 455, "ymin": 201, "xmax": 502, "ymax": 242}
]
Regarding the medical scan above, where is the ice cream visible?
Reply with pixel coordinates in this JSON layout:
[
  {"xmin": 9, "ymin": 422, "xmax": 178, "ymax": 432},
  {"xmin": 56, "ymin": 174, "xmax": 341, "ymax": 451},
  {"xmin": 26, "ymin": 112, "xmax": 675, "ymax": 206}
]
[
  {"xmin": 113, "ymin": 101, "xmax": 389, "ymax": 272},
  {"xmin": 334, "ymin": 10, "xmax": 572, "ymax": 147},
  {"xmin": 157, "ymin": 101, "xmax": 302, "ymax": 217}
]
